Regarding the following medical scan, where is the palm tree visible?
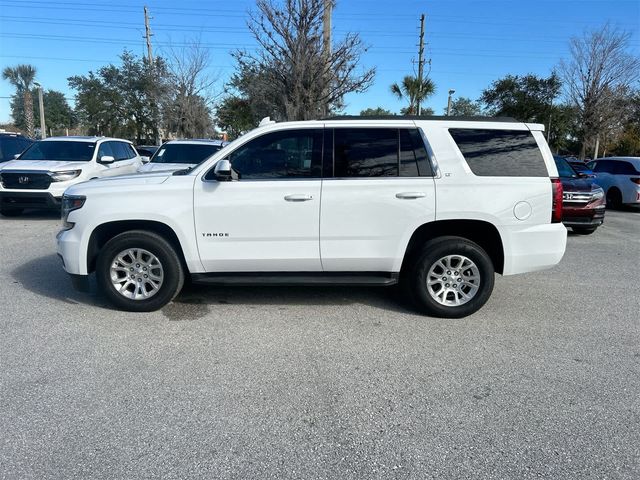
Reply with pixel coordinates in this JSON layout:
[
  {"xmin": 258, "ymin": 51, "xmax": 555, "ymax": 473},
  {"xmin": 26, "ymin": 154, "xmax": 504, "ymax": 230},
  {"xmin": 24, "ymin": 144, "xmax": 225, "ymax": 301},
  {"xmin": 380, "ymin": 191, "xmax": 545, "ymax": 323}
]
[
  {"xmin": 390, "ymin": 75, "xmax": 436, "ymax": 115},
  {"xmin": 2, "ymin": 64, "xmax": 37, "ymax": 137}
]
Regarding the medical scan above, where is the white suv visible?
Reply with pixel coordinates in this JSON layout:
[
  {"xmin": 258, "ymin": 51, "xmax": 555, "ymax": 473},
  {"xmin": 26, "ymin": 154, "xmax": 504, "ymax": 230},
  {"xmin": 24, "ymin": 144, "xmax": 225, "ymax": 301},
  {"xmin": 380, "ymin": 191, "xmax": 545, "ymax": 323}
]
[
  {"xmin": 0, "ymin": 136, "xmax": 142, "ymax": 216},
  {"xmin": 138, "ymin": 139, "xmax": 228, "ymax": 173},
  {"xmin": 57, "ymin": 117, "xmax": 567, "ymax": 318}
]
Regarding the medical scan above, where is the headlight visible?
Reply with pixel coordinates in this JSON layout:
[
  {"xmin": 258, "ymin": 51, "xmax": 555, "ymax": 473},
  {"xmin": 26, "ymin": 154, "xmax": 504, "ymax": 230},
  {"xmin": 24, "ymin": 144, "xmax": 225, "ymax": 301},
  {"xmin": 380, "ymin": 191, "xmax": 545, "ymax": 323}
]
[
  {"xmin": 61, "ymin": 194, "xmax": 86, "ymax": 230},
  {"xmin": 51, "ymin": 170, "xmax": 82, "ymax": 182},
  {"xmin": 591, "ymin": 187, "xmax": 604, "ymax": 200}
]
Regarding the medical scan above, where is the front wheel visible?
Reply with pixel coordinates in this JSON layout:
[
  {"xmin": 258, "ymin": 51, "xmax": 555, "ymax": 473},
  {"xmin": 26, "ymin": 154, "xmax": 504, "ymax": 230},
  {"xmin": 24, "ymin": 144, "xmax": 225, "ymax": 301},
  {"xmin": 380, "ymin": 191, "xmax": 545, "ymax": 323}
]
[
  {"xmin": 403, "ymin": 236, "xmax": 495, "ymax": 318},
  {"xmin": 96, "ymin": 230, "xmax": 184, "ymax": 312}
]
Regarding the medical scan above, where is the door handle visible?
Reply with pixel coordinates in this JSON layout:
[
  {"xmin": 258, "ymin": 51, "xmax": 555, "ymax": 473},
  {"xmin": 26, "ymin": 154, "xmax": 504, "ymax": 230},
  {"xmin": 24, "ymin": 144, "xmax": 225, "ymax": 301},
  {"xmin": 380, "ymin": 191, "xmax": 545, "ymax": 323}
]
[
  {"xmin": 284, "ymin": 194, "xmax": 314, "ymax": 202},
  {"xmin": 395, "ymin": 192, "xmax": 426, "ymax": 199}
]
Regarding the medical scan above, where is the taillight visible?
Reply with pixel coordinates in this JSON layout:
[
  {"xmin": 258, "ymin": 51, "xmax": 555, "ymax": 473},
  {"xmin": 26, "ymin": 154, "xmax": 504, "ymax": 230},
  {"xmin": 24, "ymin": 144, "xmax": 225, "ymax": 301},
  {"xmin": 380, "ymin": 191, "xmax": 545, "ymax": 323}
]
[
  {"xmin": 551, "ymin": 178, "xmax": 563, "ymax": 223},
  {"xmin": 630, "ymin": 177, "xmax": 640, "ymax": 185}
]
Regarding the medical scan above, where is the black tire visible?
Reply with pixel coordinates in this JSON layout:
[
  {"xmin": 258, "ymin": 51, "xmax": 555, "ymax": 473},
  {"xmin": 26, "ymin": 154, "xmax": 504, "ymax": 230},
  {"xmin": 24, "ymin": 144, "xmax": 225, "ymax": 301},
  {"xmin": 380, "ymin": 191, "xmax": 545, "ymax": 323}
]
[
  {"xmin": 572, "ymin": 226, "xmax": 597, "ymax": 235},
  {"xmin": 0, "ymin": 207, "xmax": 24, "ymax": 217},
  {"xmin": 96, "ymin": 230, "xmax": 184, "ymax": 312},
  {"xmin": 606, "ymin": 188, "xmax": 622, "ymax": 210},
  {"xmin": 402, "ymin": 236, "xmax": 495, "ymax": 318}
]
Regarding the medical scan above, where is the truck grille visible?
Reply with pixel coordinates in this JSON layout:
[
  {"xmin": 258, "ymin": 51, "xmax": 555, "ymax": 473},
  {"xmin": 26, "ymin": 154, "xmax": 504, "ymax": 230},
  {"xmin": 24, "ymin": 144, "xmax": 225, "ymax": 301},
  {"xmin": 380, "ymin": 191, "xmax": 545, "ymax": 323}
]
[
  {"xmin": 0, "ymin": 171, "xmax": 52, "ymax": 190},
  {"xmin": 562, "ymin": 191, "xmax": 594, "ymax": 207}
]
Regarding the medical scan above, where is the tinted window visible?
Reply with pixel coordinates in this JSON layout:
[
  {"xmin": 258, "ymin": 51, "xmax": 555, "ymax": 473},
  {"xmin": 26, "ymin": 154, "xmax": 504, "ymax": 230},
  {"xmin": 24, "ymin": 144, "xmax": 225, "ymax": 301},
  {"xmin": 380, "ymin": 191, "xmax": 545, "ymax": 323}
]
[
  {"xmin": 111, "ymin": 142, "xmax": 127, "ymax": 161},
  {"xmin": 152, "ymin": 144, "xmax": 223, "ymax": 165},
  {"xmin": 400, "ymin": 128, "xmax": 433, "ymax": 177},
  {"xmin": 97, "ymin": 142, "xmax": 115, "ymax": 160},
  {"xmin": 334, "ymin": 128, "xmax": 398, "ymax": 177},
  {"xmin": 593, "ymin": 161, "xmax": 614, "ymax": 173},
  {"xmin": 0, "ymin": 137, "xmax": 26, "ymax": 162},
  {"xmin": 229, "ymin": 129, "xmax": 322, "ymax": 179},
  {"xmin": 449, "ymin": 128, "xmax": 547, "ymax": 177},
  {"xmin": 614, "ymin": 161, "xmax": 639, "ymax": 175},
  {"xmin": 553, "ymin": 156, "xmax": 577, "ymax": 178},
  {"xmin": 20, "ymin": 141, "xmax": 96, "ymax": 161}
]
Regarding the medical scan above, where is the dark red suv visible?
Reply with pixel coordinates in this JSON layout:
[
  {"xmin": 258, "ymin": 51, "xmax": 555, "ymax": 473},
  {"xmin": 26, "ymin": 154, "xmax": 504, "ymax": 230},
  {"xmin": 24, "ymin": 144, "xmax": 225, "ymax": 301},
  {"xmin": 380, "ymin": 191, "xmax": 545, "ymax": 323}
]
[{"xmin": 553, "ymin": 156, "xmax": 605, "ymax": 235}]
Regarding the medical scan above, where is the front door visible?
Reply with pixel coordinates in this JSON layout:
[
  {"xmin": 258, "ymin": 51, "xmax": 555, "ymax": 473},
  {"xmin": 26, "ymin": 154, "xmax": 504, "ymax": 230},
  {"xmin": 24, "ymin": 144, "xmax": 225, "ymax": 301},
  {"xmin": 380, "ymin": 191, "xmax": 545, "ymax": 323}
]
[{"xmin": 194, "ymin": 128, "xmax": 324, "ymax": 272}]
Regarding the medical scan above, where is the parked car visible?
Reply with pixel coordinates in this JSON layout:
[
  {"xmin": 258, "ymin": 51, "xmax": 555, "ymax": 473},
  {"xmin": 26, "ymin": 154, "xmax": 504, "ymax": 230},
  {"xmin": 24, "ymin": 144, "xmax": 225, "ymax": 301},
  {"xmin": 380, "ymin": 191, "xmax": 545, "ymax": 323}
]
[
  {"xmin": 586, "ymin": 157, "xmax": 640, "ymax": 209},
  {"xmin": 0, "ymin": 131, "xmax": 33, "ymax": 163},
  {"xmin": 0, "ymin": 136, "xmax": 143, "ymax": 216},
  {"xmin": 58, "ymin": 117, "xmax": 567, "ymax": 317},
  {"xmin": 567, "ymin": 160, "xmax": 594, "ymax": 176},
  {"xmin": 135, "ymin": 145, "xmax": 159, "ymax": 163},
  {"xmin": 553, "ymin": 155, "xmax": 605, "ymax": 234},
  {"xmin": 138, "ymin": 139, "xmax": 228, "ymax": 173}
]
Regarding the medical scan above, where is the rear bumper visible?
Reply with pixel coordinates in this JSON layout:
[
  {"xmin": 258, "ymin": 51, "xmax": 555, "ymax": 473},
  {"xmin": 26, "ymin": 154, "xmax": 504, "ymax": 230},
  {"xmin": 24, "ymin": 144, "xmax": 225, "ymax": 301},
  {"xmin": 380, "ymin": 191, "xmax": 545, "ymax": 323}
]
[
  {"xmin": 501, "ymin": 223, "xmax": 567, "ymax": 276},
  {"xmin": 0, "ymin": 191, "xmax": 62, "ymax": 210}
]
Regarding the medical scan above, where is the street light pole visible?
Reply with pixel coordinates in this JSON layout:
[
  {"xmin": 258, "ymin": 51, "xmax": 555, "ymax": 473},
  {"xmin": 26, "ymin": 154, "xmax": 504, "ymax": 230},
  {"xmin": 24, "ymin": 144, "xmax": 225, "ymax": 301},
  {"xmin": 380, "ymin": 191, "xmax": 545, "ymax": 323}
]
[
  {"xmin": 34, "ymin": 82, "xmax": 46, "ymax": 139},
  {"xmin": 446, "ymin": 89, "xmax": 455, "ymax": 116}
]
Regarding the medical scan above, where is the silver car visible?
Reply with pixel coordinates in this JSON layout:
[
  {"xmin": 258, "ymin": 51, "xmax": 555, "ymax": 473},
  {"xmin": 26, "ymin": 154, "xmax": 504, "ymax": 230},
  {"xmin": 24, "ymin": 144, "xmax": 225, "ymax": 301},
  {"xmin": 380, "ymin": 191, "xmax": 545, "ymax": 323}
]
[{"xmin": 587, "ymin": 157, "xmax": 640, "ymax": 208}]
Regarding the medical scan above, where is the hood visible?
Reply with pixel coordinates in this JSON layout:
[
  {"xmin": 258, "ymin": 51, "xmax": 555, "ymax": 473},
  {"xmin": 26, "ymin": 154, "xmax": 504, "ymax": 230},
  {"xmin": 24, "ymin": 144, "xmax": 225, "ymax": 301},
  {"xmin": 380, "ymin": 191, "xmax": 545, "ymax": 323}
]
[
  {"xmin": 138, "ymin": 162, "xmax": 195, "ymax": 173},
  {"xmin": 0, "ymin": 160, "xmax": 90, "ymax": 172},
  {"xmin": 65, "ymin": 171, "xmax": 172, "ymax": 196},
  {"xmin": 559, "ymin": 176, "xmax": 599, "ymax": 192}
]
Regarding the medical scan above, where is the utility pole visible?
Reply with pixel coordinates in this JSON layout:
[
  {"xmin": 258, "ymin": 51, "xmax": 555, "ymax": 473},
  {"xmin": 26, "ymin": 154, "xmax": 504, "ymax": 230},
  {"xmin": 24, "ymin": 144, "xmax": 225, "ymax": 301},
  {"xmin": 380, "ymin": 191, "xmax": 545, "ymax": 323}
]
[
  {"xmin": 322, "ymin": 0, "xmax": 332, "ymax": 117},
  {"xmin": 34, "ymin": 81, "xmax": 46, "ymax": 139},
  {"xmin": 416, "ymin": 14, "xmax": 425, "ymax": 116},
  {"xmin": 144, "ymin": 6, "xmax": 153, "ymax": 64}
]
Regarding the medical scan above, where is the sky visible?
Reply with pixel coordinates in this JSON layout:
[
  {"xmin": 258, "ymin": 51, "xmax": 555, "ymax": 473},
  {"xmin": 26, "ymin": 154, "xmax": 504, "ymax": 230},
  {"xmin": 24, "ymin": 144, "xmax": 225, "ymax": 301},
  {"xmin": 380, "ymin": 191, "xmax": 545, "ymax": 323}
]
[{"xmin": 0, "ymin": 0, "xmax": 639, "ymax": 125}]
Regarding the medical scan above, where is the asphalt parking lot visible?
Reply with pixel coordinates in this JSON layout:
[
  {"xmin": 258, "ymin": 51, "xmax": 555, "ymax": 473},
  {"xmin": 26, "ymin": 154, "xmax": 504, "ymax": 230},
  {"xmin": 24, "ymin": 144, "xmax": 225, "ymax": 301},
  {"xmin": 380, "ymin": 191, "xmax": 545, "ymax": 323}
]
[{"xmin": 1, "ymin": 210, "xmax": 639, "ymax": 479}]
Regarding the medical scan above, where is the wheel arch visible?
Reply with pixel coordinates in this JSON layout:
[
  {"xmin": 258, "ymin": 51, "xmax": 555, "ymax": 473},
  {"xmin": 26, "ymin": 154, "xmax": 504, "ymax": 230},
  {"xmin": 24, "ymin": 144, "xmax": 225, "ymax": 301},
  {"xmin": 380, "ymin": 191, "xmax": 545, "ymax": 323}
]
[
  {"xmin": 401, "ymin": 219, "xmax": 504, "ymax": 274},
  {"xmin": 87, "ymin": 220, "xmax": 188, "ymax": 274}
]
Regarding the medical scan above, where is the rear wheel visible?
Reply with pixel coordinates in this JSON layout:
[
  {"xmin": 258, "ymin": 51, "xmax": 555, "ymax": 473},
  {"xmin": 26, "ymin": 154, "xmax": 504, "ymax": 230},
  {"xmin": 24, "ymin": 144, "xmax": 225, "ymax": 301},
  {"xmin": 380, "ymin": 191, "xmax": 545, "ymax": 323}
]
[
  {"xmin": 572, "ymin": 226, "xmax": 597, "ymax": 235},
  {"xmin": 606, "ymin": 188, "xmax": 622, "ymax": 209},
  {"xmin": 96, "ymin": 230, "xmax": 184, "ymax": 312},
  {"xmin": 403, "ymin": 236, "xmax": 495, "ymax": 318},
  {"xmin": 0, "ymin": 207, "xmax": 24, "ymax": 217}
]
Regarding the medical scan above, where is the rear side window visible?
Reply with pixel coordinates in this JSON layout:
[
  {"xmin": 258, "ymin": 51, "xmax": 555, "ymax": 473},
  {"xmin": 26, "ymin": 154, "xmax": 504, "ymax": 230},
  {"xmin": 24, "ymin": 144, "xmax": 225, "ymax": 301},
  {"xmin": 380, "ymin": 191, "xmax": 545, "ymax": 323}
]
[
  {"xmin": 614, "ymin": 161, "xmax": 639, "ymax": 175},
  {"xmin": 449, "ymin": 128, "xmax": 547, "ymax": 177},
  {"xmin": 332, "ymin": 128, "xmax": 433, "ymax": 178}
]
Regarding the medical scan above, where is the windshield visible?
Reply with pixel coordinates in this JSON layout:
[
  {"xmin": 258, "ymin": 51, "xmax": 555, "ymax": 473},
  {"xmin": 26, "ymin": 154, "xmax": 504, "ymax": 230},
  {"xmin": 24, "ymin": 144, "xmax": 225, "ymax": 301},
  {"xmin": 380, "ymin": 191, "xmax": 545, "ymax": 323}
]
[
  {"xmin": 150, "ymin": 143, "xmax": 223, "ymax": 164},
  {"xmin": 20, "ymin": 141, "xmax": 96, "ymax": 161},
  {"xmin": 553, "ymin": 156, "xmax": 577, "ymax": 178}
]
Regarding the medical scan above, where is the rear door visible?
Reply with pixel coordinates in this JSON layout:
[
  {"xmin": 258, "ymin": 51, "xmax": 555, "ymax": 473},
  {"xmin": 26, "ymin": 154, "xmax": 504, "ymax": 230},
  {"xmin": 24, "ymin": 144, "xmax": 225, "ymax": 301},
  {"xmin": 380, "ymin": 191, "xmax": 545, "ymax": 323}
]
[{"xmin": 320, "ymin": 126, "xmax": 436, "ymax": 272}]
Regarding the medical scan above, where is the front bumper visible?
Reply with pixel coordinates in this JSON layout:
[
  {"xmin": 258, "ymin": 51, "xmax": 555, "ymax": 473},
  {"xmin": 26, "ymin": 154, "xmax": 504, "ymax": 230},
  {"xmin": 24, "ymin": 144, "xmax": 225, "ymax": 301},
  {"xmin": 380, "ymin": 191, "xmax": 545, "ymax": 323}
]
[
  {"xmin": 0, "ymin": 191, "xmax": 62, "ymax": 210},
  {"xmin": 563, "ymin": 205, "xmax": 606, "ymax": 227}
]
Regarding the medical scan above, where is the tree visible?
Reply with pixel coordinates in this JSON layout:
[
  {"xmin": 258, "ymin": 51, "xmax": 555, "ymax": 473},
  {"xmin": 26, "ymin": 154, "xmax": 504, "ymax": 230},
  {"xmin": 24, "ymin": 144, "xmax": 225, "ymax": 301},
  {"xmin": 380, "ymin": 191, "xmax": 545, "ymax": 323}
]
[
  {"xmin": 559, "ymin": 23, "xmax": 640, "ymax": 158},
  {"xmin": 445, "ymin": 97, "xmax": 482, "ymax": 116},
  {"xmin": 2, "ymin": 64, "xmax": 37, "ymax": 137},
  {"xmin": 232, "ymin": 0, "xmax": 375, "ymax": 121},
  {"xmin": 390, "ymin": 75, "xmax": 436, "ymax": 115},
  {"xmin": 360, "ymin": 107, "xmax": 394, "ymax": 116},
  {"xmin": 216, "ymin": 96, "xmax": 256, "ymax": 140},
  {"xmin": 163, "ymin": 39, "xmax": 218, "ymax": 138},
  {"xmin": 481, "ymin": 73, "xmax": 561, "ymax": 123},
  {"xmin": 69, "ymin": 51, "xmax": 171, "ymax": 142},
  {"xmin": 11, "ymin": 89, "xmax": 76, "ymax": 134}
]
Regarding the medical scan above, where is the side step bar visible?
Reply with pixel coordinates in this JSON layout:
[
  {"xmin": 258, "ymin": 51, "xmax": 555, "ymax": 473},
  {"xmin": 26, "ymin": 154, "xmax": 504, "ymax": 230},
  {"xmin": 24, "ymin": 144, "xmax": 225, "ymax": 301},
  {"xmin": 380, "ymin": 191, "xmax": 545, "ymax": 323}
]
[{"xmin": 191, "ymin": 272, "xmax": 399, "ymax": 287}]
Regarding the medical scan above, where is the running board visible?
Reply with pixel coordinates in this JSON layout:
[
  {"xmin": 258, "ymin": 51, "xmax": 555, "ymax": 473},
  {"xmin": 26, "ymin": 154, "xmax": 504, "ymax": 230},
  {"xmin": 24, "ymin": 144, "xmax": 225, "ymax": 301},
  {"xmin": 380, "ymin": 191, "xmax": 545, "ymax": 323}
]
[{"xmin": 190, "ymin": 272, "xmax": 399, "ymax": 287}]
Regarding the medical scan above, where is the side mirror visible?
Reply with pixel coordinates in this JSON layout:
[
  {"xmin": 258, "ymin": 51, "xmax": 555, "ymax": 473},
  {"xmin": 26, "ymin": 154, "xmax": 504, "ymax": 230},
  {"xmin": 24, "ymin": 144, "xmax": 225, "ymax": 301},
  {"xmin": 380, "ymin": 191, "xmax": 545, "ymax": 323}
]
[
  {"xmin": 13, "ymin": 153, "xmax": 20, "ymax": 159},
  {"xmin": 99, "ymin": 155, "xmax": 115, "ymax": 164},
  {"xmin": 213, "ymin": 159, "xmax": 233, "ymax": 181},
  {"xmin": 140, "ymin": 156, "xmax": 150, "ymax": 164}
]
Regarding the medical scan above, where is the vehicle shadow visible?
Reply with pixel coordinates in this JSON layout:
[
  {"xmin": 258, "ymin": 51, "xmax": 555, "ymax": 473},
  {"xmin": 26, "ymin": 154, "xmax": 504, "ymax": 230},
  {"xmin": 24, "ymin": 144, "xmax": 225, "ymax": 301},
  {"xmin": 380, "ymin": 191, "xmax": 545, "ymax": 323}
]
[
  {"xmin": 12, "ymin": 254, "xmax": 416, "ymax": 315},
  {"xmin": 11, "ymin": 253, "xmax": 106, "ymax": 308},
  {"xmin": 0, "ymin": 210, "xmax": 60, "ymax": 222}
]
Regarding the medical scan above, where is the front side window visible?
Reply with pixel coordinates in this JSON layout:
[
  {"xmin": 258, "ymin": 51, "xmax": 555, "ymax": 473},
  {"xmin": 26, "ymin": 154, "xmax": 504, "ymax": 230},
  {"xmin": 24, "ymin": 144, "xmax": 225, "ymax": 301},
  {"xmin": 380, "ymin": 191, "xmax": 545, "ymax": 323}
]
[
  {"xmin": 449, "ymin": 128, "xmax": 547, "ymax": 177},
  {"xmin": 97, "ymin": 142, "xmax": 115, "ymax": 160},
  {"xmin": 112, "ymin": 142, "xmax": 132, "ymax": 161},
  {"xmin": 228, "ymin": 129, "xmax": 322, "ymax": 179},
  {"xmin": 593, "ymin": 161, "xmax": 614, "ymax": 173},
  {"xmin": 20, "ymin": 141, "xmax": 96, "ymax": 162},
  {"xmin": 553, "ymin": 156, "xmax": 577, "ymax": 178}
]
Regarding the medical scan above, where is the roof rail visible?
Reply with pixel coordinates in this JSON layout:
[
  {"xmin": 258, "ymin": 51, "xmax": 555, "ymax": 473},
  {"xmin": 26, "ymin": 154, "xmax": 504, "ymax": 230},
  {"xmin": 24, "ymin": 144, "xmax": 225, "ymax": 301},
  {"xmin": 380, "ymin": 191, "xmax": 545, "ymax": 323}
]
[{"xmin": 321, "ymin": 115, "xmax": 519, "ymax": 122}]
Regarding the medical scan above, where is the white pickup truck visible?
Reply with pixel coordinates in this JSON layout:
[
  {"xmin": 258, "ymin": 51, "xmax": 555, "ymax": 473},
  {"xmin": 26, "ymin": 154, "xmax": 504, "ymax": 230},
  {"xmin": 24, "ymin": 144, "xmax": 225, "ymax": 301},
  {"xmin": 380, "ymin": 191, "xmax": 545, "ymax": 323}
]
[{"xmin": 57, "ymin": 117, "xmax": 567, "ymax": 317}]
